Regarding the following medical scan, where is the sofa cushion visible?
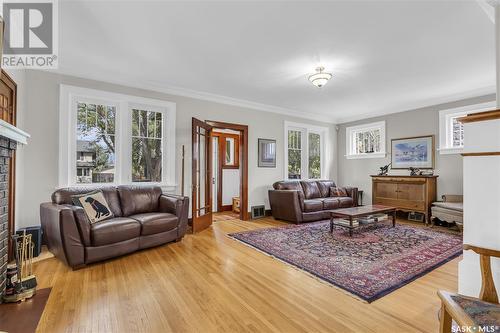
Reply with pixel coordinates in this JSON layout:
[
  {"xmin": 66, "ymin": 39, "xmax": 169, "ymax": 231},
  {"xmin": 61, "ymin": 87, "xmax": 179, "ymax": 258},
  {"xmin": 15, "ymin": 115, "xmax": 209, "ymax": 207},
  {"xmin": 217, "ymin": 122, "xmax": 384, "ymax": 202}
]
[
  {"xmin": 337, "ymin": 197, "xmax": 354, "ymax": 208},
  {"xmin": 323, "ymin": 197, "xmax": 340, "ymax": 210},
  {"xmin": 301, "ymin": 181, "xmax": 322, "ymax": 199},
  {"xmin": 71, "ymin": 190, "xmax": 114, "ymax": 223},
  {"xmin": 317, "ymin": 181, "xmax": 336, "ymax": 197},
  {"xmin": 432, "ymin": 202, "xmax": 463, "ymax": 212},
  {"xmin": 52, "ymin": 186, "xmax": 123, "ymax": 217},
  {"xmin": 303, "ymin": 199, "xmax": 323, "ymax": 212},
  {"xmin": 118, "ymin": 185, "xmax": 163, "ymax": 216},
  {"xmin": 91, "ymin": 217, "xmax": 141, "ymax": 246},
  {"xmin": 330, "ymin": 187, "xmax": 348, "ymax": 197},
  {"xmin": 130, "ymin": 212, "xmax": 178, "ymax": 236}
]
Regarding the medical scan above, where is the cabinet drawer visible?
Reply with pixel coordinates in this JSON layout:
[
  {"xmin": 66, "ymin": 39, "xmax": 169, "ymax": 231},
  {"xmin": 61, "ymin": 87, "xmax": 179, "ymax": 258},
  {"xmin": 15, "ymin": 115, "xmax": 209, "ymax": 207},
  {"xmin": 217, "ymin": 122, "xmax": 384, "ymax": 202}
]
[{"xmin": 373, "ymin": 198, "xmax": 425, "ymax": 211}]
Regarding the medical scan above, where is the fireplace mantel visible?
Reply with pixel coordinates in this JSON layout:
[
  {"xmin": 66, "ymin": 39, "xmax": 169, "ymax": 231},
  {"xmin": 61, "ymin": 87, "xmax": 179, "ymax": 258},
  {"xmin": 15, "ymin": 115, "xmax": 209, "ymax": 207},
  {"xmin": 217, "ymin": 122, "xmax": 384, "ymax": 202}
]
[{"xmin": 0, "ymin": 119, "xmax": 29, "ymax": 145}]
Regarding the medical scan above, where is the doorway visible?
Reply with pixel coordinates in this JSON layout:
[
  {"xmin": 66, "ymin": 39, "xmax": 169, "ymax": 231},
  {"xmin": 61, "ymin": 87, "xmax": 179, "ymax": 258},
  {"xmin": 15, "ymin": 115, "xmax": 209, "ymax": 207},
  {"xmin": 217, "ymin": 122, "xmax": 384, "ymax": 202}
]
[{"xmin": 191, "ymin": 118, "xmax": 248, "ymax": 233}]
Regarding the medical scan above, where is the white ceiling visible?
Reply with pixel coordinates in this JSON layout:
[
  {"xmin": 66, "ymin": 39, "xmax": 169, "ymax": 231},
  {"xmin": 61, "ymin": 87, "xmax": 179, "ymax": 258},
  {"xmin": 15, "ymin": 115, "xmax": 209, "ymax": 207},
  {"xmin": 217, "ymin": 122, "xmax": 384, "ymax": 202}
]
[{"xmin": 56, "ymin": 0, "xmax": 495, "ymax": 123}]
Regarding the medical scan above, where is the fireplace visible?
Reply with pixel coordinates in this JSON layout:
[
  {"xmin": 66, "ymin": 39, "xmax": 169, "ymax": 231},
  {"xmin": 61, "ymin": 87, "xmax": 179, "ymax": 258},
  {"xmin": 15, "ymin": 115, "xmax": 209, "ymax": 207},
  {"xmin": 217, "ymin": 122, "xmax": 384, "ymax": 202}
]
[{"xmin": 0, "ymin": 120, "xmax": 29, "ymax": 302}]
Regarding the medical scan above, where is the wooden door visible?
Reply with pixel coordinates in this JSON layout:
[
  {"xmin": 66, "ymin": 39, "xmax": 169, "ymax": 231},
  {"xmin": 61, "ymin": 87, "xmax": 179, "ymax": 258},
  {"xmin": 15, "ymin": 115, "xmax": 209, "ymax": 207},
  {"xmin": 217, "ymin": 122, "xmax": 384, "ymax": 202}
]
[
  {"xmin": 192, "ymin": 118, "xmax": 213, "ymax": 233},
  {"xmin": 0, "ymin": 70, "xmax": 17, "ymax": 259}
]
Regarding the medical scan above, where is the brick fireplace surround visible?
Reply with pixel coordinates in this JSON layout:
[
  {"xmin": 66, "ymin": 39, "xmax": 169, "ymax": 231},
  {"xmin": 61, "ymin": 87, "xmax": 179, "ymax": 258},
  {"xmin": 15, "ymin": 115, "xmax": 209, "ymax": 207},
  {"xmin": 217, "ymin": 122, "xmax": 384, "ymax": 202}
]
[
  {"xmin": 0, "ymin": 136, "xmax": 16, "ymax": 301},
  {"xmin": 0, "ymin": 120, "xmax": 29, "ymax": 303}
]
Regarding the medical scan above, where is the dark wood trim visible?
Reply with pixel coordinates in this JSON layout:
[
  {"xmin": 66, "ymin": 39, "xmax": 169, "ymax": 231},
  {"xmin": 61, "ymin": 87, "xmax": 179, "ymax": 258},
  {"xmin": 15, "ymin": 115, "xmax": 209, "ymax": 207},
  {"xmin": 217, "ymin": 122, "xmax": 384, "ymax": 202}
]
[
  {"xmin": 458, "ymin": 109, "xmax": 500, "ymax": 123},
  {"xmin": 1, "ymin": 70, "xmax": 17, "ymax": 260},
  {"xmin": 461, "ymin": 152, "xmax": 500, "ymax": 157},
  {"xmin": 191, "ymin": 118, "xmax": 213, "ymax": 233},
  {"xmin": 210, "ymin": 132, "xmax": 224, "ymax": 211},
  {"xmin": 206, "ymin": 120, "xmax": 249, "ymax": 221},
  {"xmin": 220, "ymin": 205, "xmax": 232, "ymax": 212}
]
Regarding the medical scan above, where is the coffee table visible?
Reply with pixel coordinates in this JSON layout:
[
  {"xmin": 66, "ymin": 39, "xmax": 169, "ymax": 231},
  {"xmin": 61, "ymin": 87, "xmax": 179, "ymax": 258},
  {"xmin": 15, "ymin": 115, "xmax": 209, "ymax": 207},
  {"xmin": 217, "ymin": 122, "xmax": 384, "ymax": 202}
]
[{"xmin": 330, "ymin": 205, "xmax": 397, "ymax": 237}]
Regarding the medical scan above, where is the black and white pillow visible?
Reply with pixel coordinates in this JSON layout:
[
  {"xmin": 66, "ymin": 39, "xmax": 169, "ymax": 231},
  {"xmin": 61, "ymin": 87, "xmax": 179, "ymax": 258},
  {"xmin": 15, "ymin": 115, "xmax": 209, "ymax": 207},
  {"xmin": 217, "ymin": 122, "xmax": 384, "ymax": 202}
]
[{"xmin": 71, "ymin": 190, "xmax": 113, "ymax": 224}]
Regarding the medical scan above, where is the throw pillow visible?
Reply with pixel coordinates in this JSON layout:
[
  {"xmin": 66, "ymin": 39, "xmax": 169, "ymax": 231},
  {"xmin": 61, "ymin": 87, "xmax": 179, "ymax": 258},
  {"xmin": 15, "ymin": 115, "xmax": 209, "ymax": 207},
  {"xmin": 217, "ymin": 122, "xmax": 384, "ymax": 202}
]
[
  {"xmin": 71, "ymin": 190, "xmax": 113, "ymax": 223},
  {"xmin": 330, "ymin": 186, "xmax": 348, "ymax": 197}
]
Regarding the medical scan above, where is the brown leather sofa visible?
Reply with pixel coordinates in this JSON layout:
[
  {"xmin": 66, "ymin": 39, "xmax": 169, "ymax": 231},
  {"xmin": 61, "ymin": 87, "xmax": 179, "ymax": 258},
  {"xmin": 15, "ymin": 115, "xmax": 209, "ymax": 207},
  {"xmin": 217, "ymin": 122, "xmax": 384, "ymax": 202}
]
[
  {"xmin": 269, "ymin": 180, "xmax": 358, "ymax": 223},
  {"xmin": 40, "ymin": 185, "xmax": 189, "ymax": 269}
]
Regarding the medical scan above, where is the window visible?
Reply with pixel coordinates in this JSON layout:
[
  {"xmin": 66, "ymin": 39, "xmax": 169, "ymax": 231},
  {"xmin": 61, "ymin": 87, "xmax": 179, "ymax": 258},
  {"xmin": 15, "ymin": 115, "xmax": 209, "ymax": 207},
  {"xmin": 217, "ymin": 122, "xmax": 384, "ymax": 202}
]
[
  {"xmin": 132, "ymin": 109, "xmax": 162, "ymax": 182},
  {"xmin": 76, "ymin": 102, "xmax": 116, "ymax": 184},
  {"xmin": 284, "ymin": 121, "xmax": 328, "ymax": 180},
  {"xmin": 346, "ymin": 121, "xmax": 386, "ymax": 159},
  {"xmin": 59, "ymin": 85, "xmax": 176, "ymax": 189},
  {"xmin": 287, "ymin": 129, "xmax": 302, "ymax": 179},
  {"xmin": 439, "ymin": 101, "xmax": 495, "ymax": 154},
  {"xmin": 308, "ymin": 132, "xmax": 321, "ymax": 179}
]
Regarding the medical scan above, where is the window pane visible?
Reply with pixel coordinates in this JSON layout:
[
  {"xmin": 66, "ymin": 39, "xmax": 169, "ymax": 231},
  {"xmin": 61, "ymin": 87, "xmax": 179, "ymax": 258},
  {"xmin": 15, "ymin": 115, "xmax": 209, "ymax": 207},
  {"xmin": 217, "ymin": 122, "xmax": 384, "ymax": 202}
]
[
  {"xmin": 132, "ymin": 109, "xmax": 139, "ymax": 136},
  {"xmin": 148, "ymin": 111, "xmax": 156, "ymax": 138},
  {"xmin": 288, "ymin": 129, "xmax": 302, "ymax": 179},
  {"xmin": 140, "ymin": 110, "xmax": 147, "ymax": 137},
  {"xmin": 308, "ymin": 133, "xmax": 321, "ymax": 179},
  {"xmin": 288, "ymin": 149, "xmax": 301, "ymax": 179},
  {"xmin": 107, "ymin": 106, "xmax": 116, "ymax": 134},
  {"xmin": 156, "ymin": 113, "xmax": 162, "ymax": 139},
  {"xmin": 452, "ymin": 117, "xmax": 464, "ymax": 147},
  {"xmin": 76, "ymin": 102, "xmax": 115, "ymax": 184},
  {"xmin": 132, "ymin": 109, "xmax": 163, "ymax": 182},
  {"xmin": 354, "ymin": 129, "xmax": 381, "ymax": 154}
]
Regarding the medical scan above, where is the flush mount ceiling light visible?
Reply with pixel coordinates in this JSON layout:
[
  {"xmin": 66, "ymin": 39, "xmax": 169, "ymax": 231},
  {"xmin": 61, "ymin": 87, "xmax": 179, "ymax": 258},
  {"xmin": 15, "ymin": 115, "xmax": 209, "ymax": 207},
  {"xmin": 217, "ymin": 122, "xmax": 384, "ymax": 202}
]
[{"xmin": 308, "ymin": 66, "xmax": 332, "ymax": 88}]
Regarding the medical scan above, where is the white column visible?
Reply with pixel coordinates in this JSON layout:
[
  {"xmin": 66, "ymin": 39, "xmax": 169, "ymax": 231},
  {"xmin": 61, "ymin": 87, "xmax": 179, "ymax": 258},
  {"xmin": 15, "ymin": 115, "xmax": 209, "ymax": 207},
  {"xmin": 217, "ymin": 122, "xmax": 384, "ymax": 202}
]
[{"xmin": 458, "ymin": 2, "xmax": 500, "ymax": 296}]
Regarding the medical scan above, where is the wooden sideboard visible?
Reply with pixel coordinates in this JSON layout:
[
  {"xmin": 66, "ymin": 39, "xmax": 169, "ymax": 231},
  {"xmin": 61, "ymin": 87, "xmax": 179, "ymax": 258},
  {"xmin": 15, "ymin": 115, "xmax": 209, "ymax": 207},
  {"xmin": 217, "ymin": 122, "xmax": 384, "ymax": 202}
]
[{"xmin": 371, "ymin": 175, "xmax": 438, "ymax": 225}]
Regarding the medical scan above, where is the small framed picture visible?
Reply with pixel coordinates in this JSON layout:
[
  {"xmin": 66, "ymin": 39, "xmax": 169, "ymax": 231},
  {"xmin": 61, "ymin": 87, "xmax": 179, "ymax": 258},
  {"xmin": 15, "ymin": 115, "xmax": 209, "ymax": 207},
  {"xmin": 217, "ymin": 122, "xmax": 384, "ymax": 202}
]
[
  {"xmin": 258, "ymin": 138, "xmax": 276, "ymax": 168},
  {"xmin": 391, "ymin": 135, "xmax": 435, "ymax": 169}
]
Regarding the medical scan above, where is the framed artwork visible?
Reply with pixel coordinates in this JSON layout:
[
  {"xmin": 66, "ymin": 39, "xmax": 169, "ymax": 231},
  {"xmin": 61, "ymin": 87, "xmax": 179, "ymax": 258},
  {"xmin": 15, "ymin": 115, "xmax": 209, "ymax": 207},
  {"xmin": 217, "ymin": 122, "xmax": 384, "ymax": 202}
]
[
  {"xmin": 391, "ymin": 135, "xmax": 435, "ymax": 169},
  {"xmin": 258, "ymin": 138, "xmax": 276, "ymax": 168}
]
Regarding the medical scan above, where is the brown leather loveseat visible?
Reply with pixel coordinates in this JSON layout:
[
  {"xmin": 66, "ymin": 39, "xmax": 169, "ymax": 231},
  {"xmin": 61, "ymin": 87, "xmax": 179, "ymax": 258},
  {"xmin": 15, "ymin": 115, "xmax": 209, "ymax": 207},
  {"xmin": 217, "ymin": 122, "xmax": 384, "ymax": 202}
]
[
  {"xmin": 269, "ymin": 180, "xmax": 358, "ymax": 223},
  {"xmin": 40, "ymin": 185, "xmax": 189, "ymax": 269}
]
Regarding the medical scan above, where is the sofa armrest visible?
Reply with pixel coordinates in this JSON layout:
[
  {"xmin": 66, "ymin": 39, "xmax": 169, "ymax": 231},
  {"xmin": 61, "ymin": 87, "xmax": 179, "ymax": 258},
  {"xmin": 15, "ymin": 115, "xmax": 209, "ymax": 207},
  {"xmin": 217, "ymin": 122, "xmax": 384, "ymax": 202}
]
[
  {"xmin": 40, "ymin": 203, "xmax": 85, "ymax": 268},
  {"xmin": 159, "ymin": 194, "xmax": 189, "ymax": 238},
  {"xmin": 268, "ymin": 190, "xmax": 303, "ymax": 223},
  {"xmin": 344, "ymin": 186, "xmax": 359, "ymax": 206}
]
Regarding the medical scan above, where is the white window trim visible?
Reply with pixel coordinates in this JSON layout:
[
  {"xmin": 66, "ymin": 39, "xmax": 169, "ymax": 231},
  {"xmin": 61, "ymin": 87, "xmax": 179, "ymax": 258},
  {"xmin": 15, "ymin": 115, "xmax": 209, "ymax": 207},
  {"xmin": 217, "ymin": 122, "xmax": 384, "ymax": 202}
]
[
  {"xmin": 345, "ymin": 121, "xmax": 386, "ymax": 159},
  {"xmin": 284, "ymin": 121, "xmax": 329, "ymax": 180},
  {"xmin": 438, "ymin": 101, "xmax": 495, "ymax": 155},
  {"xmin": 59, "ymin": 84, "xmax": 176, "ymax": 190}
]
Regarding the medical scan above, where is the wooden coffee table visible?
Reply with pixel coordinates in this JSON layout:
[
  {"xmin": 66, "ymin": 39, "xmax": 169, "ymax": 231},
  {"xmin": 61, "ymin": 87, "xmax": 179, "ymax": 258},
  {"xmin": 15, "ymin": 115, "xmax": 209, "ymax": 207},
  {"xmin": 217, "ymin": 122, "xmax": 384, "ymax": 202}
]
[{"xmin": 330, "ymin": 205, "xmax": 397, "ymax": 237}]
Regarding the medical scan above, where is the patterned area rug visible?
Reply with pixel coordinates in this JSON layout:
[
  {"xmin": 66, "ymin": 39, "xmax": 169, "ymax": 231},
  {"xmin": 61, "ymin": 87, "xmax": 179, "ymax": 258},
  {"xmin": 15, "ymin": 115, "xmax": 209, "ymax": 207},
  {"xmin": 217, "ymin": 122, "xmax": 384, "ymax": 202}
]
[{"xmin": 229, "ymin": 221, "xmax": 462, "ymax": 303}]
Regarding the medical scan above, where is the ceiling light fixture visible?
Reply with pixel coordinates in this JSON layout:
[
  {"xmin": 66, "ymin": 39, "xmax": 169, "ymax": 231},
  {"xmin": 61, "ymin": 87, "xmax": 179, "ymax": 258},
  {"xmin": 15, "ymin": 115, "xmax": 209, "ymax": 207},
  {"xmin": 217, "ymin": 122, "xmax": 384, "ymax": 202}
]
[{"xmin": 308, "ymin": 66, "xmax": 332, "ymax": 88}]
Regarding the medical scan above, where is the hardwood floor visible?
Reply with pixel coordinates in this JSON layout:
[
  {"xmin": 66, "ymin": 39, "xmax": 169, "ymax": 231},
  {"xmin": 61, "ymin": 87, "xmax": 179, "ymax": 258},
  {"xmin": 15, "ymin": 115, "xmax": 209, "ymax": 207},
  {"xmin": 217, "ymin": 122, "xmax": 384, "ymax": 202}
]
[{"xmin": 34, "ymin": 217, "xmax": 459, "ymax": 333}]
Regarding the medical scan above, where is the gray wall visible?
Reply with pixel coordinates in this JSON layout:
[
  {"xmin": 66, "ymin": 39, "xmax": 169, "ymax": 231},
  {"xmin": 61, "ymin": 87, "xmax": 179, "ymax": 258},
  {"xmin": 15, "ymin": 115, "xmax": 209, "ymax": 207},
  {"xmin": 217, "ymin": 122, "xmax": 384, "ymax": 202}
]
[
  {"xmin": 337, "ymin": 94, "xmax": 495, "ymax": 205},
  {"xmin": 10, "ymin": 70, "xmax": 337, "ymax": 229}
]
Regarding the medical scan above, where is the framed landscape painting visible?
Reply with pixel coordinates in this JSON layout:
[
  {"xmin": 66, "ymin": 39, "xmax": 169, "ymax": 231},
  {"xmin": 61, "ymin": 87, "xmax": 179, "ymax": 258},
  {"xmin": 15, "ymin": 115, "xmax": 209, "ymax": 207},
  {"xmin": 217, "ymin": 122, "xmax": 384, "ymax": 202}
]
[
  {"xmin": 391, "ymin": 135, "xmax": 435, "ymax": 169},
  {"xmin": 258, "ymin": 138, "xmax": 276, "ymax": 167}
]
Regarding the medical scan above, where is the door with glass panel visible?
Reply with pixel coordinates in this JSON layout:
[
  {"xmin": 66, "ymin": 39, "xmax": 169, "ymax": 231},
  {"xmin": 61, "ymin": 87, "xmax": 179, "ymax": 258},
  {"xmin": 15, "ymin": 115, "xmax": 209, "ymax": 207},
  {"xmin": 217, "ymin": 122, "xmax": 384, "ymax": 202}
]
[{"xmin": 192, "ymin": 118, "xmax": 213, "ymax": 232}]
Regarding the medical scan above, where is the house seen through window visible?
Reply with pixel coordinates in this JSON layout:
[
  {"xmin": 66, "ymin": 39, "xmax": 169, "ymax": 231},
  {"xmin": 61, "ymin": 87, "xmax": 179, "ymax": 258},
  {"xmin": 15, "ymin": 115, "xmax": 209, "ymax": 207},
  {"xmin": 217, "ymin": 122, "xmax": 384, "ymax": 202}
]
[{"xmin": 76, "ymin": 102, "xmax": 116, "ymax": 184}]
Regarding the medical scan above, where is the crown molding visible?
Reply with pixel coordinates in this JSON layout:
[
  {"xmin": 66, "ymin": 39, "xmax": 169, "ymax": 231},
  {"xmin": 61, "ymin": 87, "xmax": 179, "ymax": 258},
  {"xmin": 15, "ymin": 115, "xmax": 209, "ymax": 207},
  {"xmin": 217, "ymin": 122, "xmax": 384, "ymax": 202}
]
[
  {"xmin": 336, "ymin": 85, "xmax": 496, "ymax": 124},
  {"xmin": 477, "ymin": 0, "xmax": 495, "ymax": 22},
  {"xmin": 41, "ymin": 69, "xmax": 336, "ymax": 124}
]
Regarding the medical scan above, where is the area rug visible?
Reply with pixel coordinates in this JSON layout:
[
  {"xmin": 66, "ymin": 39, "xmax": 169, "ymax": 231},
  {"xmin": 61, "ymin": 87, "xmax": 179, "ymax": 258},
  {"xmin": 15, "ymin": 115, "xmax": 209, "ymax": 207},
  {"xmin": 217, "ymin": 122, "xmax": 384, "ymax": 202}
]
[{"xmin": 229, "ymin": 221, "xmax": 462, "ymax": 303}]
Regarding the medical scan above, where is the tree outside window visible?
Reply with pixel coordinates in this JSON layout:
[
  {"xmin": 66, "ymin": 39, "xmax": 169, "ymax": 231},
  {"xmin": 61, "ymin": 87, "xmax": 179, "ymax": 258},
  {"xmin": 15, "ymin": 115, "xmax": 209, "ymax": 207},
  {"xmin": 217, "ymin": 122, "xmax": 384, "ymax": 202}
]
[
  {"xmin": 131, "ymin": 109, "xmax": 163, "ymax": 182},
  {"xmin": 76, "ymin": 102, "xmax": 116, "ymax": 184}
]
